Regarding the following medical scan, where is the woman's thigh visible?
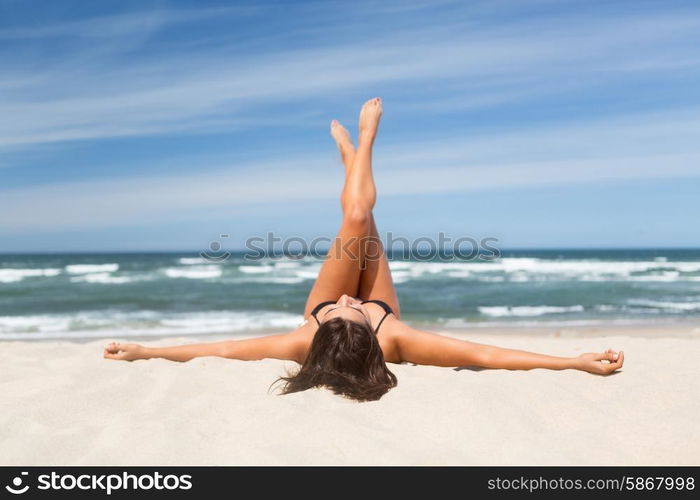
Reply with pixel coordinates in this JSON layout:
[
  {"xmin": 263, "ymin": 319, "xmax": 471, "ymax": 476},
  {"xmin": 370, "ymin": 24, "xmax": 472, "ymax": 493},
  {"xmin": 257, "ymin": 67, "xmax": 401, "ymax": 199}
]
[
  {"xmin": 357, "ymin": 215, "xmax": 400, "ymax": 318},
  {"xmin": 303, "ymin": 215, "xmax": 368, "ymax": 318}
]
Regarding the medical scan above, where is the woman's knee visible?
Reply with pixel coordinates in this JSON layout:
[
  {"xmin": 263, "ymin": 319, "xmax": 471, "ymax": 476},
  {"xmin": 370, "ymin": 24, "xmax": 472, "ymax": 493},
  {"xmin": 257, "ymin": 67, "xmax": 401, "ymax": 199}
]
[{"xmin": 342, "ymin": 205, "xmax": 371, "ymax": 229}]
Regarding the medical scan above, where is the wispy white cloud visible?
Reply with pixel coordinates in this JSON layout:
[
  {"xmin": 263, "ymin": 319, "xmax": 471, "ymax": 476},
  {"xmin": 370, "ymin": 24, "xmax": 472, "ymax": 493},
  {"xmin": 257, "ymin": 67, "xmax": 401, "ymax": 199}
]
[
  {"xmin": 1, "ymin": 5, "xmax": 698, "ymax": 149},
  {"xmin": 2, "ymin": 108, "xmax": 698, "ymax": 231},
  {"xmin": 0, "ymin": 0, "xmax": 697, "ymax": 250},
  {"xmin": 0, "ymin": 6, "xmax": 256, "ymax": 40},
  {"xmin": 3, "ymin": 152, "xmax": 697, "ymax": 232},
  {"xmin": 380, "ymin": 107, "xmax": 700, "ymax": 167}
]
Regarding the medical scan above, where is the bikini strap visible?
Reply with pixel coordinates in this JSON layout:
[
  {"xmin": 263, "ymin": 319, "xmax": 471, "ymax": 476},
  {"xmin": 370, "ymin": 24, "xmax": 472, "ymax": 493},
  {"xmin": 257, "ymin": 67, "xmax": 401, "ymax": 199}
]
[
  {"xmin": 373, "ymin": 311, "xmax": 391, "ymax": 334},
  {"xmin": 361, "ymin": 299, "xmax": 394, "ymax": 334},
  {"xmin": 310, "ymin": 300, "xmax": 336, "ymax": 326},
  {"xmin": 311, "ymin": 299, "xmax": 394, "ymax": 332},
  {"xmin": 361, "ymin": 299, "xmax": 393, "ymax": 315}
]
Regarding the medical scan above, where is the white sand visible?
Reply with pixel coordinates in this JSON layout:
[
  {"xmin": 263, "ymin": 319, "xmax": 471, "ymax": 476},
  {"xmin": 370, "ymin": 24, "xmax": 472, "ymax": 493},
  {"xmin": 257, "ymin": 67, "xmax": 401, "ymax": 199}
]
[{"xmin": 1, "ymin": 324, "xmax": 699, "ymax": 465}]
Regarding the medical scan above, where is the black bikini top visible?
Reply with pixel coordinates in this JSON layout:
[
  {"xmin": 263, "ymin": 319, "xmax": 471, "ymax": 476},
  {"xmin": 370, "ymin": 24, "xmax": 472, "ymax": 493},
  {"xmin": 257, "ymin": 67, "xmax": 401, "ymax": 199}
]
[{"xmin": 310, "ymin": 299, "xmax": 394, "ymax": 334}]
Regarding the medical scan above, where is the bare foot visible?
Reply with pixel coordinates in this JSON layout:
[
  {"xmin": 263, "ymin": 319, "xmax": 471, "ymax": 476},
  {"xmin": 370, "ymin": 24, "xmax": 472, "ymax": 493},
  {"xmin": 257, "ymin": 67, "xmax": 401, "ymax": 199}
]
[
  {"xmin": 330, "ymin": 119, "xmax": 355, "ymax": 170},
  {"xmin": 358, "ymin": 97, "xmax": 382, "ymax": 145}
]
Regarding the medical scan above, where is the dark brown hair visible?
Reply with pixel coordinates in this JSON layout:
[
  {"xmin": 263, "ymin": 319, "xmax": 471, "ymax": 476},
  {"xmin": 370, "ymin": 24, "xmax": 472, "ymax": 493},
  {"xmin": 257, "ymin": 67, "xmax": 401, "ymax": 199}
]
[{"xmin": 275, "ymin": 317, "xmax": 397, "ymax": 402}]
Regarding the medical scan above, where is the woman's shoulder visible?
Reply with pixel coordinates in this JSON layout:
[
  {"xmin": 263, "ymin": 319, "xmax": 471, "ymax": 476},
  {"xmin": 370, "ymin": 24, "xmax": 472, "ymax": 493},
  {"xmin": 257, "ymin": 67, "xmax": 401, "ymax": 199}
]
[
  {"xmin": 375, "ymin": 313, "xmax": 406, "ymax": 338},
  {"xmin": 294, "ymin": 318, "xmax": 318, "ymax": 336},
  {"xmin": 378, "ymin": 315, "xmax": 419, "ymax": 340},
  {"xmin": 376, "ymin": 316, "xmax": 404, "ymax": 363}
]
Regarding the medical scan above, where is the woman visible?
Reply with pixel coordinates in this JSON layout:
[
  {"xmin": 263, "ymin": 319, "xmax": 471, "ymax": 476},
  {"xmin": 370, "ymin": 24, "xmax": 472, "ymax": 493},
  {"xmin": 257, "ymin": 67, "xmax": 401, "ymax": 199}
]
[{"xmin": 104, "ymin": 98, "xmax": 624, "ymax": 401}]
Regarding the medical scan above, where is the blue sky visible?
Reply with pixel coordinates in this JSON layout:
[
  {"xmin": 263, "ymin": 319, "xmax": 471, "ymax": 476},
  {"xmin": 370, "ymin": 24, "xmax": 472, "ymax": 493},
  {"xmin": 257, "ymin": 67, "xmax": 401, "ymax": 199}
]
[{"xmin": 1, "ymin": 0, "xmax": 699, "ymax": 252}]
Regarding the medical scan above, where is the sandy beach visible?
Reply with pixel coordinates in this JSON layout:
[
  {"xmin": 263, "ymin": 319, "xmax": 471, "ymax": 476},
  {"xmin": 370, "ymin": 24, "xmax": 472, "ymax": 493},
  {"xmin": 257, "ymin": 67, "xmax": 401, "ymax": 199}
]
[{"xmin": 1, "ymin": 323, "xmax": 698, "ymax": 465}]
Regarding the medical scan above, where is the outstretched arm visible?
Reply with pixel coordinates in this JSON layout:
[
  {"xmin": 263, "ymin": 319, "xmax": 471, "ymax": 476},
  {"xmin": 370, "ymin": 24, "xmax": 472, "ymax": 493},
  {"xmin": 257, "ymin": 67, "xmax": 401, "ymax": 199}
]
[
  {"xmin": 392, "ymin": 325, "xmax": 624, "ymax": 375},
  {"xmin": 104, "ymin": 330, "xmax": 309, "ymax": 363}
]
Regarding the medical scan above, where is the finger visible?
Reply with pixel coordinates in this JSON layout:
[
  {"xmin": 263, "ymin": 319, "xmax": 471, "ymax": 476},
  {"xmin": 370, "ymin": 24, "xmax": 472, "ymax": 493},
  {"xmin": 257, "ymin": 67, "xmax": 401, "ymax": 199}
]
[
  {"xmin": 616, "ymin": 350, "xmax": 624, "ymax": 368},
  {"xmin": 605, "ymin": 350, "xmax": 625, "ymax": 373},
  {"xmin": 593, "ymin": 351, "xmax": 618, "ymax": 362}
]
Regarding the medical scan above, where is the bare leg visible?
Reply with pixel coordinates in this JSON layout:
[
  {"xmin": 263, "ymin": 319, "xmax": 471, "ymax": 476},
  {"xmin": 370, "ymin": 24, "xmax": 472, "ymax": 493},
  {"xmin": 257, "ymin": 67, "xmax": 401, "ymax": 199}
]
[
  {"xmin": 330, "ymin": 112, "xmax": 400, "ymax": 317},
  {"xmin": 303, "ymin": 98, "xmax": 383, "ymax": 318},
  {"xmin": 360, "ymin": 216, "xmax": 401, "ymax": 318},
  {"xmin": 339, "ymin": 98, "xmax": 380, "ymax": 213}
]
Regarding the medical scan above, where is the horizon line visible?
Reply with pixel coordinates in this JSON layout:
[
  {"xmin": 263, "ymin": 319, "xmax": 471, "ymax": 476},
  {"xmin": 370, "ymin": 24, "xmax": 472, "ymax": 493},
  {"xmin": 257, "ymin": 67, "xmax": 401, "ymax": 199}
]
[{"xmin": 1, "ymin": 246, "xmax": 699, "ymax": 256}]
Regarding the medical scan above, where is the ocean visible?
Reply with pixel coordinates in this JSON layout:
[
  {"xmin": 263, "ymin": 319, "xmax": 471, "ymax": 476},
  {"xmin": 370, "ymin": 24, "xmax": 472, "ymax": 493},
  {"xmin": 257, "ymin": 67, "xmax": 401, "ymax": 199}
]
[{"xmin": 1, "ymin": 249, "xmax": 699, "ymax": 340}]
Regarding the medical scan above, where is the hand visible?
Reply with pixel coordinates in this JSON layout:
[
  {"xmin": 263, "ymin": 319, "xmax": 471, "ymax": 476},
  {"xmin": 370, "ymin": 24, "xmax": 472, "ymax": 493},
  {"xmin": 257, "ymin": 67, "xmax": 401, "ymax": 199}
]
[
  {"xmin": 103, "ymin": 342, "xmax": 146, "ymax": 361},
  {"xmin": 575, "ymin": 348, "xmax": 624, "ymax": 375}
]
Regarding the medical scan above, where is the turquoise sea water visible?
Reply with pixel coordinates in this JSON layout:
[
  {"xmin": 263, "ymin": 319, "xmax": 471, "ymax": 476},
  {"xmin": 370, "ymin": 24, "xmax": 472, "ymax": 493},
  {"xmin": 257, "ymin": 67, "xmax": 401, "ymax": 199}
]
[{"xmin": 1, "ymin": 249, "xmax": 700, "ymax": 339}]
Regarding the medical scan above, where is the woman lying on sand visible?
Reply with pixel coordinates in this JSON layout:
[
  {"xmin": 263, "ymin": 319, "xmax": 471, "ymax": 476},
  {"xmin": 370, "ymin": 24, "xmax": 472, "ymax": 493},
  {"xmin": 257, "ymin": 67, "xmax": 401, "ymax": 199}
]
[{"xmin": 104, "ymin": 97, "xmax": 624, "ymax": 401}]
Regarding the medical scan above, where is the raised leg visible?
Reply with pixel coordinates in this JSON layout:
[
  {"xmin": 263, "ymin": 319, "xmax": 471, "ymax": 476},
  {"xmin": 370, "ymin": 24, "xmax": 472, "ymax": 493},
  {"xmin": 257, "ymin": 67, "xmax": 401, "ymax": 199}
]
[
  {"xmin": 359, "ymin": 215, "xmax": 401, "ymax": 318},
  {"xmin": 330, "ymin": 112, "xmax": 400, "ymax": 318},
  {"xmin": 303, "ymin": 98, "xmax": 383, "ymax": 318}
]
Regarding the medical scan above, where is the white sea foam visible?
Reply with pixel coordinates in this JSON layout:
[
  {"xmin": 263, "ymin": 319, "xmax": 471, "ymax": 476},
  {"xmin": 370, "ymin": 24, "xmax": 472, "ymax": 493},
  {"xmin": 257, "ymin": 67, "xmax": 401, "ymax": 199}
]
[
  {"xmin": 66, "ymin": 264, "xmax": 119, "ymax": 274},
  {"xmin": 0, "ymin": 314, "xmax": 70, "ymax": 333},
  {"xmin": 292, "ymin": 270, "xmax": 320, "ymax": 280},
  {"xmin": 273, "ymin": 261, "xmax": 302, "ymax": 269},
  {"xmin": 178, "ymin": 257, "xmax": 212, "ymax": 265},
  {"xmin": 229, "ymin": 255, "xmax": 700, "ymax": 280},
  {"xmin": 164, "ymin": 266, "xmax": 222, "ymax": 279},
  {"xmin": 158, "ymin": 311, "xmax": 301, "ymax": 331},
  {"xmin": 666, "ymin": 262, "xmax": 700, "ymax": 273},
  {"xmin": 69, "ymin": 273, "xmax": 144, "ymax": 284},
  {"xmin": 238, "ymin": 265, "xmax": 274, "ymax": 274},
  {"xmin": 226, "ymin": 276, "xmax": 306, "ymax": 285},
  {"xmin": 389, "ymin": 261, "xmax": 415, "ymax": 271},
  {"xmin": 0, "ymin": 310, "xmax": 303, "ymax": 340},
  {"xmin": 243, "ymin": 257, "xmax": 700, "ymax": 284},
  {"xmin": 440, "ymin": 317, "xmax": 672, "ymax": 329},
  {"xmin": 627, "ymin": 273, "xmax": 681, "ymax": 282},
  {"xmin": 579, "ymin": 272, "xmax": 684, "ymax": 282},
  {"xmin": 627, "ymin": 299, "xmax": 700, "ymax": 311},
  {"xmin": 479, "ymin": 305, "xmax": 585, "ymax": 317},
  {"xmin": 390, "ymin": 271, "xmax": 411, "ymax": 284},
  {"xmin": 473, "ymin": 275, "xmax": 506, "ymax": 282},
  {"xmin": 594, "ymin": 305, "xmax": 619, "ymax": 312},
  {"xmin": 379, "ymin": 258, "xmax": 700, "ymax": 283},
  {"xmin": 0, "ymin": 311, "xmax": 161, "ymax": 335},
  {"xmin": 0, "ymin": 268, "xmax": 61, "ymax": 283}
]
